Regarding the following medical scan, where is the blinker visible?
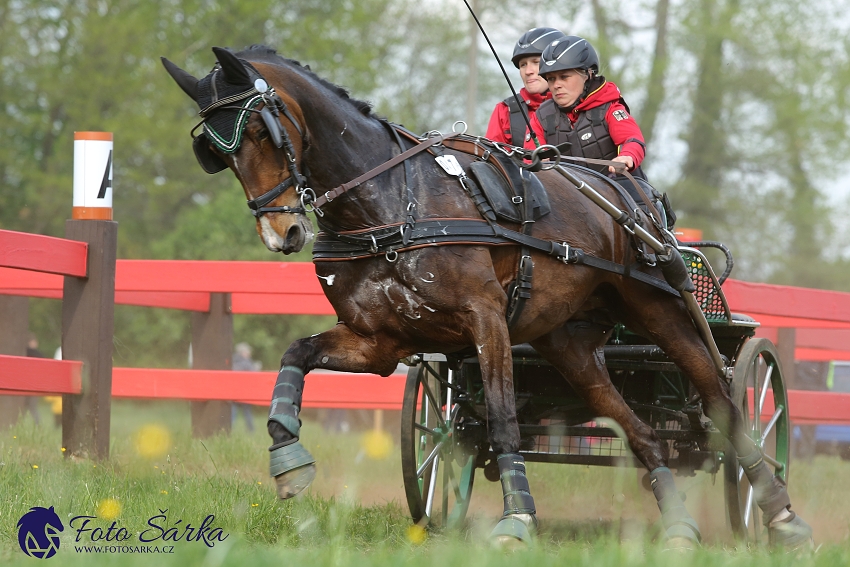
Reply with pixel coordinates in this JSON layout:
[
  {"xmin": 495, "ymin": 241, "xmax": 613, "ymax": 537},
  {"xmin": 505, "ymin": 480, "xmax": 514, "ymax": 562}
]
[
  {"xmin": 260, "ymin": 105, "xmax": 284, "ymax": 149},
  {"xmin": 193, "ymin": 134, "xmax": 227, "ymax": 174}
]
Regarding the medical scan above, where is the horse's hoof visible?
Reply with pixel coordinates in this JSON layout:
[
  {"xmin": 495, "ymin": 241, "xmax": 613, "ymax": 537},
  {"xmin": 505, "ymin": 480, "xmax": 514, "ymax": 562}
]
[
  {"xmin": 490, "ymin": 514, "xmax": 535, "ymax": 551},
  {"xmin": 768, "ymin": 512, "xmax": 813, "ymax": 552},
  {"xmin": 274, "ymin": 464, "xmax": 316, "ymax": 499},
  {"xmin": 270, "ymin": 441, "xmax": 316, "ymax": 500},
  {"xmin": 663, "ymin": 536, "xmax": 698, "ymax": 552},
  {"xmin": 661, "ymin": 519, "xmax": 701, "ymax": 550}
]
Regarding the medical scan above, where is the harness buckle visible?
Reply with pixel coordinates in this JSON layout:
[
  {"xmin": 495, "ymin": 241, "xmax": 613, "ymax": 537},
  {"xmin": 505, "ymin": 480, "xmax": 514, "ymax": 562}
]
[
  {"xmin": 369, "ymin": 234, "xmax": 379, "ymax": 254},
  {"xmin": 560, "ymin": 243, "xmax": 571, "ymax": 264},
  {"xmin": 512, "ymin": 196, "xmax": 523, "ymax": 204}
]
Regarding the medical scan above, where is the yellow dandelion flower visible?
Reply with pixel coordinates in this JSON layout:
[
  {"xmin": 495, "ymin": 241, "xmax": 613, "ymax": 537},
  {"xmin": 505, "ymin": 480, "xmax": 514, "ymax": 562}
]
[
  {"xmin": 257, "ymin": 482, "xmax": 262, "ymax": 485},
  {"xmin": 134, "ymin": 424, "xmax": 172, "ymax": 459},
  {"xmin": 160, "ymin": 490, "xmax": 168, "ymax": 495},
  {"xmin": 361, "ymin": 429, "xmax": 393, "ymax": 460},
  {"xmin": 60, "ymin": 447, "xmax": 66, "ymax": 452},
  {"xmin": 407, "ymin": 524, "xmax": 427, "ymax": 545},
  {"xmin": 251, "ymin": 503, "xmax": 259, "ymax": 507},
  {"xmin": 97, "ymin": 498, "xmax": 121, "ymax": 520},
  {"xmin": 32, "ymin": 465, "xmax": 38, "ymax": 469}
]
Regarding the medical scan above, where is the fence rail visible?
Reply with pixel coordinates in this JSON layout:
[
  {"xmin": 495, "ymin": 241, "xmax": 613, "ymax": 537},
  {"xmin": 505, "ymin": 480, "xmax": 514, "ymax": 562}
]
[{"xmin": 4, "ymin": 226, "xmax": 850, "ymax": 457}]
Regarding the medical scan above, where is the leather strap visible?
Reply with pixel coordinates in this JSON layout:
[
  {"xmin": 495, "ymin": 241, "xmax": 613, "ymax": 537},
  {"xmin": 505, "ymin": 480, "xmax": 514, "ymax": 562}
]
[
  {"xmin": 312, "ymin": 131, "xmax": 460, "ymax": 209},
  {"xmin": 559, "ymin": 155, "xmax": 658, "ymax": 220},
  {"xmin": 312, "ymin": 218, "xmax": 680, "ymax": 297}
]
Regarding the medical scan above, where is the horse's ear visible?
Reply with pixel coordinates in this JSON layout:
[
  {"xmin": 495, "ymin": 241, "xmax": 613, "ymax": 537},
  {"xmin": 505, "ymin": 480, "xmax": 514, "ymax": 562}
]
[
  {"xmin": 161, "ymin": 57, "xmax": 199, "ymax": 102},
  {"xmin": 212, "ymin": 46, "xmax": 250, "ymax": 86}
]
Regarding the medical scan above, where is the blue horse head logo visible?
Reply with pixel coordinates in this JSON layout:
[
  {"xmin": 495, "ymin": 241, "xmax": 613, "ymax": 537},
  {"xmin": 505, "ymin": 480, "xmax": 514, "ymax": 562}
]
[{"xmin": 17, "ymin": 506, "xmax": 64, "ymax": 559}]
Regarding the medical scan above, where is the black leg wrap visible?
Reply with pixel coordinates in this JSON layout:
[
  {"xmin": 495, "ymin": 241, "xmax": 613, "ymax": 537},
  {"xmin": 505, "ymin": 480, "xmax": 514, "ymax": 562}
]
[
  {"xmin": 267, "ymin": 365, "xmax": 305, "ymax": 439},
  {"xmin": 497, "ymin": 453, "xmax": 536, "ymax": 515},
  {"xmin": 738, "ymin": 449, "xmax": 791, "ymax": 525},
  {"xmin": 650, "ymin": 467, "xmax": 701, "ymax": 542}
]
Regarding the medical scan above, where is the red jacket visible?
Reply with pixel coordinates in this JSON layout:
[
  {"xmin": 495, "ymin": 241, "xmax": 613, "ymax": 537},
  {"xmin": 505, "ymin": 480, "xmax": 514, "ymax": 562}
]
[
  {"xmin": 485, "ymin": 88, "xmax": 550, "ymax": 150},
  {"xmin": 529, "ymin": 81, "xmax": 645, "ymax": 169}
]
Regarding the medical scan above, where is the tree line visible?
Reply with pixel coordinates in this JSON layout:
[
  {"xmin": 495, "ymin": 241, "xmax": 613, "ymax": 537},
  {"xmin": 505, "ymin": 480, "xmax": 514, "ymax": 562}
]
[{"xmin": 1, "ymin": 0, "xmax": 847, "ymax": 368}]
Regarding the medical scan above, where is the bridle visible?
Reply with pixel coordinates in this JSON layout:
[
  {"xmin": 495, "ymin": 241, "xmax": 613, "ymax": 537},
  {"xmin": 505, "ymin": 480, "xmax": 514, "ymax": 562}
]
[{"xmin": 192, "ymin": 67, "xmax": 315, "ymax": 218}]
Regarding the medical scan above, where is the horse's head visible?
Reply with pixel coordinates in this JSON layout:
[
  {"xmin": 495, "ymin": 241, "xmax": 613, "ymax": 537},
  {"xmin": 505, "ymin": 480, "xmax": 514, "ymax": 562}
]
[{"xmin": 162, "ymin": 47, "xmax": 313, "ymax": 254}]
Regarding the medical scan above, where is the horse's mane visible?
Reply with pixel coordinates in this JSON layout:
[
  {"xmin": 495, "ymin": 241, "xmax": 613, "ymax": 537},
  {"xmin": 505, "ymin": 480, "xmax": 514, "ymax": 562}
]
[{"xmin": 236, "ymin": 44, "xmax": 377, "ymax": 119}]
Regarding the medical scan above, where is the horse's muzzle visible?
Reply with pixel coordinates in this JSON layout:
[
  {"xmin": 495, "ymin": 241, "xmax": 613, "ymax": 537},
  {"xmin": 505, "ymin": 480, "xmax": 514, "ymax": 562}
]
[{"xmin": 281, "ymin": 223, "xmax": 305, "ymax": 254}]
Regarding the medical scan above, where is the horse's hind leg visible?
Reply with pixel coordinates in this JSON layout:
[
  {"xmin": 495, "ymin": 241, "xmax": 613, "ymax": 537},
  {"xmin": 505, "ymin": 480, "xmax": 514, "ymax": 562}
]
[
  {"xmin": 267, "ymin": 323, "xmax": 405, "ymax": 500},
  {"xmin": 621, "ymin": 288, "xmax": 812, "ymax": 549},
  {"xmin": 530, "ymin": 321, "xmax": 702, "ymax": 547}
]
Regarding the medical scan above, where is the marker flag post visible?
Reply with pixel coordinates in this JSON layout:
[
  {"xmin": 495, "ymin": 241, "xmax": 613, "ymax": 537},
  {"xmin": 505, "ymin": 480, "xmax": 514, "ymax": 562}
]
[
  {"xmin": 72, "ymin": 132, "xmax": 113, "ymax": 220},
  {"xmin": 62, "ymin": 131, "xmax": 117, "ymax": 459}
]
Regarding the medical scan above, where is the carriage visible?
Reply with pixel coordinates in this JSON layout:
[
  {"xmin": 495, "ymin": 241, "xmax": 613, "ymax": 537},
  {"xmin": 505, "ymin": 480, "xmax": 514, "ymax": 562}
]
[
  {"xmin": 162, "ymin": 44, "xmax": 811, "ymax": 550},
  {"xmin": 400, "ymin": 242, "xmax": 789, "ymax": 545}
]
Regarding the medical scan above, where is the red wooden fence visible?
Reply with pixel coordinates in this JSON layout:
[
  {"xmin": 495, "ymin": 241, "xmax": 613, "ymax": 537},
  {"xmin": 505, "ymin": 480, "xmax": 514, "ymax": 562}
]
[{"xmin": 4, "ymin": 227, "xmax": 850, "ymax": 434}]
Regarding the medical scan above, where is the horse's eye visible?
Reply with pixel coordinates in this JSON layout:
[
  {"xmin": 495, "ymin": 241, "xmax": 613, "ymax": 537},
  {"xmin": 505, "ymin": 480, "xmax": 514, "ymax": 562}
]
[{"xmin": 257, "ymin": 128, "xmax": 270, "ymax": 141}]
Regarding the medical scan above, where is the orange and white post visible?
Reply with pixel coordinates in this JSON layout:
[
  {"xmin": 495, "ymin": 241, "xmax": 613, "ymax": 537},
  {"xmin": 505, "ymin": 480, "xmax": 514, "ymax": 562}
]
[{"xmin": 72, "ymin": 132, "xmax": 113, "ymax": 220}]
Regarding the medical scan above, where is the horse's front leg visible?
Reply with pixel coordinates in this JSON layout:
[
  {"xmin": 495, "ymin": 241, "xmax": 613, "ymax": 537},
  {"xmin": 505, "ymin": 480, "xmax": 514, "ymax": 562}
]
[
  {"xmin": 467, "ymin": 309, "xmax": 538, "ymax": 548},
  {"xmin": 268, "ymin": 322, "xmax": 403, "ymax": 499}
]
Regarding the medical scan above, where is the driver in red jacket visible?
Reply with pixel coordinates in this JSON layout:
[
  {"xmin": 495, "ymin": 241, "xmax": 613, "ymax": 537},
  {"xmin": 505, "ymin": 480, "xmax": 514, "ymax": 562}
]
[
  {"xmin": 485, "ymin": 27, "xmax": 563, "ymax": 149},
  {"xmin": 531, "ymin": 35, "xmax": 674, "ymax": 228}
]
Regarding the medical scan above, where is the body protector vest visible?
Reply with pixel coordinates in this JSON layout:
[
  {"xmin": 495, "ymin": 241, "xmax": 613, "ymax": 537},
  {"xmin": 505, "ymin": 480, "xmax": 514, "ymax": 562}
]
[
  {"xmin": 536, "ymin": 99, "xmax": 676, "ymax": 228},
  {"xmin": 536, "ymin": 98, "xmax": 627, "ymax": 176},
  {"xmin": 504, "ymin": 96, "xmax": 531, "ymax": 147}
]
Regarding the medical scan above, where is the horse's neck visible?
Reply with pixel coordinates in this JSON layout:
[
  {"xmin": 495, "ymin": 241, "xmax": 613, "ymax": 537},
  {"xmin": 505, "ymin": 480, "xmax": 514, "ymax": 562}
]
[{"xmin": 299, "ymin": 99, "xmax": 404, "ymax": 229}]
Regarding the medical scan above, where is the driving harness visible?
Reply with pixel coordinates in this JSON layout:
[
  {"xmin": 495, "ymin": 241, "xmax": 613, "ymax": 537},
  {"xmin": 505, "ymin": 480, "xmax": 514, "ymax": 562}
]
[{"xmin": 190, "ymin": 56, "xmax": 679, "ymax": 329}]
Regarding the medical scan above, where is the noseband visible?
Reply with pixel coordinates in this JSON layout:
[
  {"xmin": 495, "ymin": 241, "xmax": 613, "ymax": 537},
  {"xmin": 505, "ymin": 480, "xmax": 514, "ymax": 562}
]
[{"xmin": 193, "ymin": 67, "xmax": 314, "ymax": 218}]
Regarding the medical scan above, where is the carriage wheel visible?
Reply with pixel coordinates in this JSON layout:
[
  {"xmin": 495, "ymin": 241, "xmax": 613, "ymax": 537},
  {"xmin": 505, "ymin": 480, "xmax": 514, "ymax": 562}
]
[
  {"xmin": 723, "ymin": 338, "xmax": 791, "ymax": 544},
  {"xmin": 400, "ymin": 360, "xmax": 475, "ymax": 529}
]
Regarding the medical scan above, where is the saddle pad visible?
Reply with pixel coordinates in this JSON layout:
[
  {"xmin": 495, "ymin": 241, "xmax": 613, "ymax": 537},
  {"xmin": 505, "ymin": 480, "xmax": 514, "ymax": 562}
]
[{"xmin": 468, "ymin": 159, "xmax": 551, "ymax": 224}]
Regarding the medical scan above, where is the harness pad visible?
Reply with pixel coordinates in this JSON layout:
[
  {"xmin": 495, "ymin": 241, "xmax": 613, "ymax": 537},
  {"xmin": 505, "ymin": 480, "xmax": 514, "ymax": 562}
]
[{"xmin": 467, "ymin": 156, "xmax": 550, "ymax": 224}]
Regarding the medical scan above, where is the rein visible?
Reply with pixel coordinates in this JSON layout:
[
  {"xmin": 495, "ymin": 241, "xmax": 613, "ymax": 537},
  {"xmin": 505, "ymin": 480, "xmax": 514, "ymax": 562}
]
[{"xmin": 310, "ymin": 131, "xmax": 460, "ymax": 211}]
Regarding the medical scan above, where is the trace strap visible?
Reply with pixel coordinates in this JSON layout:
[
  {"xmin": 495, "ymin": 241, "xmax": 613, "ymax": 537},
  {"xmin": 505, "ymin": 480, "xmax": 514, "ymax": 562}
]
[{"xmin": 311, "ymin": 132, "xmax": 460, "ymax": 210}]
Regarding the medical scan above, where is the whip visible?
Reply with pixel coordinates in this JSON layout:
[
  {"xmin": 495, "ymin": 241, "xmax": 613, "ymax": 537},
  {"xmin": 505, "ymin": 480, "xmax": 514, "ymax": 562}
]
[{"xmin": 461, "ymin": 0, "xmax": 540, "ymax": 147}]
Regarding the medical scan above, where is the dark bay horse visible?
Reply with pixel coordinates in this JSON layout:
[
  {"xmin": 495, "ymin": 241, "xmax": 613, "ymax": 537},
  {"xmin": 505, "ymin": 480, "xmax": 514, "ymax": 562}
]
[{"xmin": 162, "ymin": 45, "xmax": 811, "ymax": 548}]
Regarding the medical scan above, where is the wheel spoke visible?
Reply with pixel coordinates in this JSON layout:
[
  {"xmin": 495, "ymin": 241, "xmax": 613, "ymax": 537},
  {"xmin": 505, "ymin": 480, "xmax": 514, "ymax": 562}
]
[
  {"xmin": 758, "ymin": 362, "xmax": 773, "ymax": 418},
  {"xmin": 752, "ymin": 357, "xmax": 761, "ymax": 426},
  {"xmin": 744, "ymin": 484, "xmax": 754, "ymax": 528},
  {"xmin": 444, "ymin": 455, "xmax": 463, "ymax": 501},
  {"xmin": 420, "ymin": 379, "xmax": 446, "ymax": 429},
  {"xmin": 424, "ymin": 455, "xmax": 440, "ymax": 518},
  {"xmin": 417, "ymin": 440, "xmax": 445, "ymax": 478},
  {"xmin": 414, "ymin": 422, "xmax": 439, "ymax": 436},
  {"xmin": 760, "ymin": 406, "xmax": 783, "ymax": 444},
  {"xmin": 445, "ymin": 368, "xmax": 454, "ymax": 422},
  {"xmin": 762, "ymin": 451, "xmax": 783, "ymax": 471}
]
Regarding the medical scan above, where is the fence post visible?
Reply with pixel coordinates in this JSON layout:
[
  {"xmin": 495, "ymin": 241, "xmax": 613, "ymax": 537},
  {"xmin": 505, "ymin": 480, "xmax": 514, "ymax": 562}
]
[
  {"xmin": 62, "ymin": 131, "xmax": 116, "ymax": 459},
  {"xmin": 61, "ymin": 220, "xmax": 117, "ymax": 458},
  {"xmin": 0, "ymin": 296, "xmax": 28, "ymax": 427},
  {"xmin": 191, "ymin": 292, "xmax": 233, "ymax": 437},
  {"xmin": 777, "ymin": 327, "xmax": 797, "ymax": 390}
]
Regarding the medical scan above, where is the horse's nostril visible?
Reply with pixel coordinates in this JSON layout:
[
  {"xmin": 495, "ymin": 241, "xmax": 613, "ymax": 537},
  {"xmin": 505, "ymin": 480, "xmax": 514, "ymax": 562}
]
[{"xmin": 286, "ymin": 224, "xmax": 301, "ymax": 242}]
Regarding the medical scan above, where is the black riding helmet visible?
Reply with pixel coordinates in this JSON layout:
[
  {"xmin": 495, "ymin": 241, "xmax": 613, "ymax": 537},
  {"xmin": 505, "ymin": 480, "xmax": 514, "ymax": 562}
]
[
  {"xmin": 539, "ymin": 35, "xmax": 600, "ymax": 76},
  {"xmin": 511, "ymin": 27, "xmax": 565, "ymax": 68}
]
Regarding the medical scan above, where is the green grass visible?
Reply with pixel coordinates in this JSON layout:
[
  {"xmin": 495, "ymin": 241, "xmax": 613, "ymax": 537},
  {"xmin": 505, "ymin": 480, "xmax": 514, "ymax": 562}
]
[{"xmin": 1, "ymin": 399, "xmax": 849, "ymax": 565}]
